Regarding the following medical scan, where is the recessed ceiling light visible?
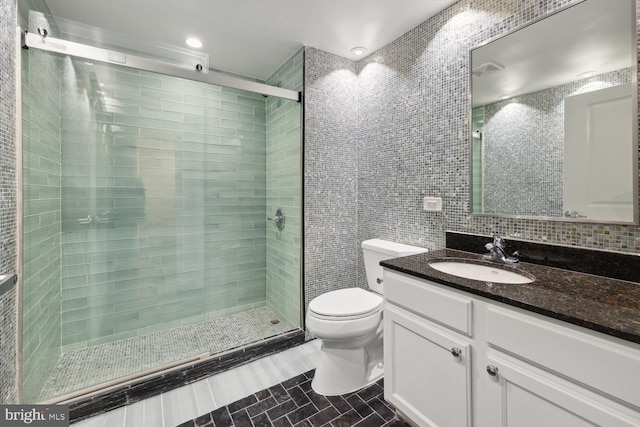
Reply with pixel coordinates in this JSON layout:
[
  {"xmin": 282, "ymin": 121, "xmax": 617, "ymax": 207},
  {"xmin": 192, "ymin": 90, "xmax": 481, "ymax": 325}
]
[
  {"xmin": 577, "ymin": 70, "xmax": 597, "ymax": 79},
  {"xmin": 350, "ymin": 47, "xmax": 367, "ymax": 56},
  {"xmin": 186, "ymin": 37, "xmax": 203, "ymax": 49},
  {"xmin": 499, "ymin": 95, "xmax": 510, "ymax": 100}
]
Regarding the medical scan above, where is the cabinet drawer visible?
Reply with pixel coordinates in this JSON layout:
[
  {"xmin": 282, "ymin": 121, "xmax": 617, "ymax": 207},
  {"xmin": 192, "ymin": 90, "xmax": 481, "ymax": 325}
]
[
  {"xmin": 487, "ymin": 306, "xmax": 640, "ymax": 408},
  {"xmin": 383, "ymin": 270, "xmax": 472, "ymax": 336}
]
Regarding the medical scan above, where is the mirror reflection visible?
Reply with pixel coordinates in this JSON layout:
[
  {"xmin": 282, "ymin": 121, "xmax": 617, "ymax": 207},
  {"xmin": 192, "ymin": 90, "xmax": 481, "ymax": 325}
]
[{"xmin": 470, "ymin": 0, "xmax": 637, "ymax": 224}]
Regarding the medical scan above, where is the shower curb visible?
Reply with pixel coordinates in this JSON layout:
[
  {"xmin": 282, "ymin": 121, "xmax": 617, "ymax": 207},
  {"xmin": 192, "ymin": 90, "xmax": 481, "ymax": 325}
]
[{"xmin": 67, "ymin": 329, "xmax": 306, "ymax": 423}]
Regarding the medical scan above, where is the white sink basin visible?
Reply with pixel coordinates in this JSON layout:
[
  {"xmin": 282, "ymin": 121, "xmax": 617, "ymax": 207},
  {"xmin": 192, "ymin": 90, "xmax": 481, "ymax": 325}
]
[{"xmin": 428, "ymin": 260, "xmax": 535, "ymax": 284}]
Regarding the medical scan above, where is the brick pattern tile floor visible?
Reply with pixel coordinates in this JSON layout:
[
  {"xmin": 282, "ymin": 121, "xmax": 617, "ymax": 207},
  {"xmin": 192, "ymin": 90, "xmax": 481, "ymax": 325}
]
[{"xmin": 177, "ymin": 370, "xmax": 410, "ymax": 427}]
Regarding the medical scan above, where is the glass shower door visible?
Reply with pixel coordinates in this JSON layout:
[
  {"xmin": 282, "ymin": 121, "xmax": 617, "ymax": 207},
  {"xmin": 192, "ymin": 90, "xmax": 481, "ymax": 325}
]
[{"xmin": 21, "ymin": 40, "xmax": 302, "ymax": 402}]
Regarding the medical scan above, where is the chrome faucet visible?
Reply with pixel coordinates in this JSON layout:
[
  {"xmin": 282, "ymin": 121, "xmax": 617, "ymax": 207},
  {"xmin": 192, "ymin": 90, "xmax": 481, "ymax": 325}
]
[{"xmin": 483, "ymin": 234, "xmax": 519, "ymax": 264}]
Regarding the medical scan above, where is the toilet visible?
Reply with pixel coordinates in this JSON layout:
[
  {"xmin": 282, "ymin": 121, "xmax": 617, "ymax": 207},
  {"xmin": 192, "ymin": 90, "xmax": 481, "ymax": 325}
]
[{"xmin": 306, "ymin": 239, "xmax": 428, "ymax": 395}]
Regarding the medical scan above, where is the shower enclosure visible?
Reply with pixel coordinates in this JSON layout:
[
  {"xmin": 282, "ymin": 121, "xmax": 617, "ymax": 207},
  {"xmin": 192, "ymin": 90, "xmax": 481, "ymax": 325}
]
[{"xmin": 19, "ymin": 12, "xmax": 303, "ymax": 403}]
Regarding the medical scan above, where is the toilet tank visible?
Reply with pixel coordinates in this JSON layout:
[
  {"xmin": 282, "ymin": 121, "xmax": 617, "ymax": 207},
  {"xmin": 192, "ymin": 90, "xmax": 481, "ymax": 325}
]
[{"xmin": 362, "ymin": 239, "xmax": 428, "ymax": 294}]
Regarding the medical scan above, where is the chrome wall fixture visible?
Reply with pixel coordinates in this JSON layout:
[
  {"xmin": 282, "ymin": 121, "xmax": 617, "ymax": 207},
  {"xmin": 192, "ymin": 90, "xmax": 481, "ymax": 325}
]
[{"xmin": 268, "ymin": 208, "xmax": 286, "ymax": 230}]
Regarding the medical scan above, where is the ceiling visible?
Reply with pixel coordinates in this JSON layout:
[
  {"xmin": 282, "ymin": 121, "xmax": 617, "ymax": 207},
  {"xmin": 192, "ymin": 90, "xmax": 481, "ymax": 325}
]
[{"xmin": 42, "ymin": 0, "xmax": 458, "ymax": 81}]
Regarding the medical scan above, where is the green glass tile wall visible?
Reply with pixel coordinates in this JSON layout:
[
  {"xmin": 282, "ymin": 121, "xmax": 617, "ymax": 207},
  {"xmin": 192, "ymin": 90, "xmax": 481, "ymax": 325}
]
[
  {"xmin": 265, "ymin": 50, "xmax": 303, "ymax": 328},
  {"xmin": 20, "ymin": 10, "xmax": 302, "ymax": 399},
  {"xmin": 56, "ymin": 60, "xmax": 269, "ymax": 352},
  {"xmin": 21, "ymin": 20, "xmax": 63, "ymax": 402}
]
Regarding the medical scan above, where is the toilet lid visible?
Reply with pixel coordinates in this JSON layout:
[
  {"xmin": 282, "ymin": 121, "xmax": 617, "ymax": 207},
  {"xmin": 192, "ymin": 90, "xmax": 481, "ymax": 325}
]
[{"xmin": 309, "ymin": 288, "xmax": 383, "ymax": 318}]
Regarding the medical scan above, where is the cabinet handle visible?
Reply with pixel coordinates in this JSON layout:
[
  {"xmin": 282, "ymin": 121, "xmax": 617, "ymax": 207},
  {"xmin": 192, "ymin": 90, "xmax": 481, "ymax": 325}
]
[
  {"xmin": 486, "ymin": 365, "xmax": 499, "ymax": 377},
  {"xmin": 450, "ymin": 347, "xmax": 462, "ymax": 358}
]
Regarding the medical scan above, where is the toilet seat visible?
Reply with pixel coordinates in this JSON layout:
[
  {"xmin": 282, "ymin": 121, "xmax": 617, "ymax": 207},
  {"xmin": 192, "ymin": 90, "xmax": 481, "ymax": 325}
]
[{"xmin": 308, "ymin": 288, "xmax": 383, "ymax": 321}]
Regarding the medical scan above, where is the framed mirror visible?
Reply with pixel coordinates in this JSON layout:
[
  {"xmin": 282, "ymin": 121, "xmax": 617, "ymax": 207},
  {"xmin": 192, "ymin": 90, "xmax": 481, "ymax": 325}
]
[{"xmin": 470, "ymin": 0, "xmax": 638, "ymax": 224}]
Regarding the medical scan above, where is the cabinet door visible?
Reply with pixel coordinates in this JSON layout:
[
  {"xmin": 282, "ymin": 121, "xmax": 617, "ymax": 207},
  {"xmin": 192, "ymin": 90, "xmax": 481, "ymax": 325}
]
[
  {"xmin": 384, "ymin": 304, "xmax": 472, "ymax": 427},
  {"xmin": 485, "ymin": 353, "xmax": 640, "ymax": 427}
]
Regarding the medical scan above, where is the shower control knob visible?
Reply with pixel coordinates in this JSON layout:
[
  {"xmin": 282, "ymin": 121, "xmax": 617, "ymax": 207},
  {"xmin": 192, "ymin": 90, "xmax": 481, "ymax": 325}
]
[
  {"xmin": 267, "ymin": 208, "xmax": 285, "ymax": 230},
  {"xmin": 450, "ymin": 347, "xmax": 462, "ymax": 358},
  {"xmin": 486, "ymin": 365, "xmax": 499, "ymax": 377}
]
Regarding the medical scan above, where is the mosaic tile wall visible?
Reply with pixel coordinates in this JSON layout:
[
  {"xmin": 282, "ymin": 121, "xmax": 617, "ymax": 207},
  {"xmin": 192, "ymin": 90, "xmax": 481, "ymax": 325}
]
[
  {"xmin": 482, "ymin": 69, "xmax": 631, "ymax": 217},
  {"xmin": 21, "ymin": 11, "xmax": 64, "ymax": 403},
  {"xmin": 0, "ymin": 287, "xmax": 17, "ymax": 404},
  {"xmin": 303, "ymin": 48, "xmax": 359, "ymax": 308},
  {"xmin": 51, "ymin": 59, "xmax": 269, "ymax": 353},
  {"xmin": 304, "ymin": 0, "xmax": 640, "ymax": 298},
  {"xmin": 356, "ymin": 0, "xmax": 604, "ymax": 255},
  {"xmin": 0, "ymin": 0, "xmax": 18, "ymax": 406},
  {"xmin": 265, "ymin": 49, "xmax": 303, "ymax": 329}
]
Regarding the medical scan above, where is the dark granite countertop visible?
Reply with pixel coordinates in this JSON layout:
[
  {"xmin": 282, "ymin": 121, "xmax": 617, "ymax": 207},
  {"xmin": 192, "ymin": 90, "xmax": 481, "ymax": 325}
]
[{"xmin": 381, "ymin": 249, "xmax": 640, "ymax": 345}]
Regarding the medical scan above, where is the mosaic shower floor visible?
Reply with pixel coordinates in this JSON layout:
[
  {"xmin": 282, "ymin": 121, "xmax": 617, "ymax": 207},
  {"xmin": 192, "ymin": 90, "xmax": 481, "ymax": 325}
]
[{"xmin": 39, "ymin": 307, "xmax": 293, "ymax": 400}]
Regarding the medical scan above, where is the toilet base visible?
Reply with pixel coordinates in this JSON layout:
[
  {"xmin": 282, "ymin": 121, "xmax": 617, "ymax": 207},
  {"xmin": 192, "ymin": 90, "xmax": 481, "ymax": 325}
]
[{"xmin": 311, "ymin": 334, "xmax": 383, "ymax": 396}]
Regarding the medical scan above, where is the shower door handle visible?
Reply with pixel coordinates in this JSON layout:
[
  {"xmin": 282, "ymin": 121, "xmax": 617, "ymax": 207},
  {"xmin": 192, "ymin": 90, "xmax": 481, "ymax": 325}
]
[{"xmin": 78, "ymin": 215, "xmax": 93, "ymax": 225}]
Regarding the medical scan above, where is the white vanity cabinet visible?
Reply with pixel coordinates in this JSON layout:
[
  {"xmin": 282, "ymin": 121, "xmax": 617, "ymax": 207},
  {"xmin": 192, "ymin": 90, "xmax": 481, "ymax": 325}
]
[
  {"xmin": 384, "ymin": 304, "xmax": 472, "ymax": 427},
  {"xmin": 485, "ymin": 305, "xmax": 640, "ymax": 427},
  {"xmin": 383, "ymin": 269, "xmax": 640, "ymax": 427},
  {"xmin": 383, "ymin": 271, "xmax": 474, "ymax": 427}
]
